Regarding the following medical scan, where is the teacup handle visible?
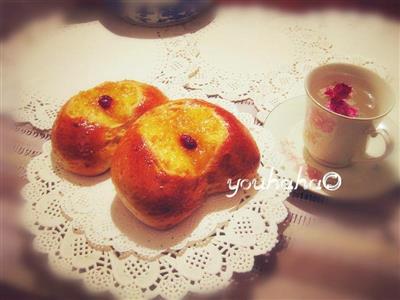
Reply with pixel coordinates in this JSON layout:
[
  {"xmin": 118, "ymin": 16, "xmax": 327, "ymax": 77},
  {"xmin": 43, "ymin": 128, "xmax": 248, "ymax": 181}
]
[{"xmin": 353, "ymin": 121, "xmax": 394, "ymax": 163}]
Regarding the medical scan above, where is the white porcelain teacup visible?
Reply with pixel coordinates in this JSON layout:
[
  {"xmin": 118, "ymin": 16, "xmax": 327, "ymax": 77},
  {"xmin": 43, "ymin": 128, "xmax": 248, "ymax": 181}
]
[{"xmin": 304, "ymin": 63, "xmax": 395, "ymax": 168}]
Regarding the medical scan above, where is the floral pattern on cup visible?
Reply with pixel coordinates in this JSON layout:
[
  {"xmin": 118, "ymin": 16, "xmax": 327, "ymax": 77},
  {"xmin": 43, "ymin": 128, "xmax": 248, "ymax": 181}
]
[
  {"xmin": 304, "ymin": 127, "xmax": 321, "ymax": 146},
  {"xmin": 309, "ymin": 106, "xmax": 336, "ymax": 133}
]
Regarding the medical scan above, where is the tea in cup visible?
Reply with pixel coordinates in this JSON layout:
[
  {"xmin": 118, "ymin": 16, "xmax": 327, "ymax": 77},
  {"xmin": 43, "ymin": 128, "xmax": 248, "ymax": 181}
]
[{"xmin": 304, "ymin": 63, "xmax": 395, "ymax": 168}]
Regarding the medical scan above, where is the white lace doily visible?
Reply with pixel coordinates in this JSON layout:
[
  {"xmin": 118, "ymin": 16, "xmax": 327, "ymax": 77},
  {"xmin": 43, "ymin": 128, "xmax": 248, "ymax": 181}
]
[
  {"xmin": 8, "ymin": 19, "xmax": 167, "ymax": 129},
  {"xmin": 7, "ymin": 8, "xmax": 394, "ymax": 131},
  {"xmin": 21, "ymin": 97, "xmax": 289, "ymax": 299}
]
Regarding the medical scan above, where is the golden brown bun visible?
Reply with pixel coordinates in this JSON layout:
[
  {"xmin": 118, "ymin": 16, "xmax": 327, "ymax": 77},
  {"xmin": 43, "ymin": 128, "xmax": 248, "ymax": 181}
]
[
  {"xmin": 111, "ymin": 99, "xmax": 260, "ymax": 230},
  {"xmin": 52, "ymin": 80, "xmax": 168, "ymax": 176}
]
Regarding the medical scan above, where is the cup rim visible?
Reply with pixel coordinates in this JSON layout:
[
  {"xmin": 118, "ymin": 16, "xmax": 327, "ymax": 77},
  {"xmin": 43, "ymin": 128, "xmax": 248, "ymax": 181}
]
[{"xmin": 304, "ymin": 63, "xmax": 395, "ymax": 121}]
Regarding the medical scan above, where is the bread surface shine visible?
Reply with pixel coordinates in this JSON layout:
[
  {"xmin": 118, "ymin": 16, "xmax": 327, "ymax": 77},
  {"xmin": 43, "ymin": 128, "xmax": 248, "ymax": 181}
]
[
  {"xmin": 52, "ymin": 80, "xmax": 168, "ymax": 176},
  {"xmin": 111, "ymin": 99, "xmax": 260, "ymax": 230}
]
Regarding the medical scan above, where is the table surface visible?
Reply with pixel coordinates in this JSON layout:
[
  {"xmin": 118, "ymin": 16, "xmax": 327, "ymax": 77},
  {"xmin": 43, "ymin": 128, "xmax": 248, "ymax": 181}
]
[{"xmin": 1, "ymin": 2, "xmax": 399, "ymax": 300}]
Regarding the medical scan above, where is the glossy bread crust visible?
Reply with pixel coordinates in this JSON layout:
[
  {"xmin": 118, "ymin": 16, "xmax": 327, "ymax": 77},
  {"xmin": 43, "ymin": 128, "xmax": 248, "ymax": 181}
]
[
  {"xmin": 111, "ymin": 99, "xmax": 260, "ymax": 230},
  {"xmin": 52, "ymin": 80, "xmax": 168, "ymax": 176}
]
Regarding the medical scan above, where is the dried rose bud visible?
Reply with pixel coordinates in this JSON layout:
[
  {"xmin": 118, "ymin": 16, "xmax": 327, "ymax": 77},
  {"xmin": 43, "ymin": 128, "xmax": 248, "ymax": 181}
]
[
  {"xmin": 325, "ymin": 83, "xmax": 352, "ymax": 101},
  {"xmin": 325, "ymin": 83, "xmax": 358, "ymax": 117},
  {"xmin": 327, "ymin": 99, "xmax": 359, "ymax": 117}
]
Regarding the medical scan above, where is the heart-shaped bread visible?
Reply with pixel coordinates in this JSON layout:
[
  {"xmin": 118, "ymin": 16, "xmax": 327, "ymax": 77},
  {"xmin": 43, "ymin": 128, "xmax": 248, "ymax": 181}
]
[
  {"xmin": 52, "ymin": 80, "xmax": 168, "ymax": 176},
  {"xmin": 111, "ymin": 99, "xmax": 260, "ymax": 229}
]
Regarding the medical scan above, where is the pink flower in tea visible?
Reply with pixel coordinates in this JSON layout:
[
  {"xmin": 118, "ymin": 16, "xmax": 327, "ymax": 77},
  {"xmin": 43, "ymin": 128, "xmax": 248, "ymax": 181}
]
[
  {"xmin": 325, "ymin": 83, "xmax": 359, "ymax": 117},
  {"xmin": 324, "ymin": 83, "xmax": 352, "ymax": 100},
  {"xmin": 327, "ymin": 99, "xmax": 359, "ymax": 117}
]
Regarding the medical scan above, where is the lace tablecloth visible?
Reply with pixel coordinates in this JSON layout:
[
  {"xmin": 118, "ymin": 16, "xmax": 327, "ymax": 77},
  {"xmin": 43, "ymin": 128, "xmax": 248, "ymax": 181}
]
[
  {"xmin": 4, "ymin": 5, "xmax": 399, "ymax": 300},
  {"xmin": 4, "ymin": 7, "xmax": 396, "ymax": 129}
]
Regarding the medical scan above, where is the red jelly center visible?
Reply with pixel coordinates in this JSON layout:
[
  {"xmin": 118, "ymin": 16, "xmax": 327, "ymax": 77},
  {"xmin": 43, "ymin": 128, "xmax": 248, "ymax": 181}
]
[
  {"xmin": 98, "ymin": 95, "xmax": 113, "ymax": 109},
  {"xmin": 180, "ymin": 134, "xmax": 197, "ymax": 150}
]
